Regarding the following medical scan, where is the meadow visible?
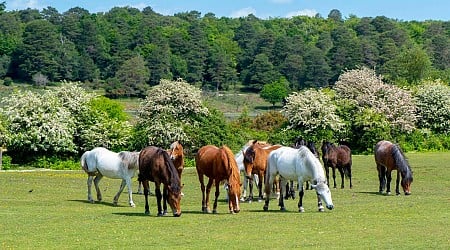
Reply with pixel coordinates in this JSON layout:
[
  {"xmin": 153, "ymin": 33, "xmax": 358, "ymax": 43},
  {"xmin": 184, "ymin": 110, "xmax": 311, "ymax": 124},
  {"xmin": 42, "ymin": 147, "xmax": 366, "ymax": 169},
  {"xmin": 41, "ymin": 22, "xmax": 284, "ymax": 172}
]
[{"xmin": 0, "ymin": 152, "xmax": 449, "ymax": 249}]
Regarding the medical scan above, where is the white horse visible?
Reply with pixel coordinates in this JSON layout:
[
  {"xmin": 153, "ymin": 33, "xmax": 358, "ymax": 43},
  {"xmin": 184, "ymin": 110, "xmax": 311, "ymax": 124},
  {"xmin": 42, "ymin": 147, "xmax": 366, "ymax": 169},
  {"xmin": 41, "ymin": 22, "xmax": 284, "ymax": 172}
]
[
  {"xmin": 263, "ymin": 146, "xmax": 334, "ymax": 212},
  {"xmin": 81, "ymin": 147, "xmax": 140, "ymax": 207}
]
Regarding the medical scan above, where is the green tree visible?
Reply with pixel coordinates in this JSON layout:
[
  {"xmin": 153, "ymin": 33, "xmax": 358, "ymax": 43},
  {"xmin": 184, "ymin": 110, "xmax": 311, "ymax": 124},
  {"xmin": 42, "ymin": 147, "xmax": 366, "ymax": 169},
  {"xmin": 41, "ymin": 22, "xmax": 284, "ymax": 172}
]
[
  {"xmin": 113, "ymin": 55, "xmax": 149, "ymax": 97},
  {"xmin": 260, "ymin": 77, "xmax": 290, "ymax": 106}
]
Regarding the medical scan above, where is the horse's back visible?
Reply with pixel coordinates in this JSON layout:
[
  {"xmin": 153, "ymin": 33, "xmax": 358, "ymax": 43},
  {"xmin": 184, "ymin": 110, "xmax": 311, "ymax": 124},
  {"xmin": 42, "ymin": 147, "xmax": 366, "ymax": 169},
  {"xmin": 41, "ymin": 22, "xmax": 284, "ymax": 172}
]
[{"xmin": 374, "ymin": 140, "xmax": 395, "ymax": 169}]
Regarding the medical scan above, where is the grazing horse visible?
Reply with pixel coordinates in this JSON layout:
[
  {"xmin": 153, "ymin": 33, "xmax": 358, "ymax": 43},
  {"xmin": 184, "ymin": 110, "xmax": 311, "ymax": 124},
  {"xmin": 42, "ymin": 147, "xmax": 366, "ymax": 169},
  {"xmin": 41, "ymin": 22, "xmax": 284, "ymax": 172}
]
[
  {"xmin": 264, "ymin": 146, "xmax": 334, "ymax": 212},
  {"xmin": 321, "ymin": 141, "xmax": 353, "ymax": 189},
  {"xmin": 196, "ymin": 145, "xmax": 241, "ymax": 214},
  {"xmin": 375, "ymin": 140, "xmax": 413, "ymax": 195},
  {"xmin": 81, "ymin": 147, "xmax": 140, "ymax": 207},
  {"xmin": 243, "ymin": 141, "xmax": 282, "ymax": 202},
  {"xmin": 138, "ymin": 146, "xmax": 182, "ymax": 217}
]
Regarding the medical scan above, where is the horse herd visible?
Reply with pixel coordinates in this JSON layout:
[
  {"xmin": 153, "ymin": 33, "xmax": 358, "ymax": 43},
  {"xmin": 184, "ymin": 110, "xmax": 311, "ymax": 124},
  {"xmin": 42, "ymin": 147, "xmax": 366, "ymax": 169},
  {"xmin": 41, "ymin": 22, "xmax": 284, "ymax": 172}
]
[{"xmin": 80, "ymin": 139, "xmax": 413, "ymax": 217}]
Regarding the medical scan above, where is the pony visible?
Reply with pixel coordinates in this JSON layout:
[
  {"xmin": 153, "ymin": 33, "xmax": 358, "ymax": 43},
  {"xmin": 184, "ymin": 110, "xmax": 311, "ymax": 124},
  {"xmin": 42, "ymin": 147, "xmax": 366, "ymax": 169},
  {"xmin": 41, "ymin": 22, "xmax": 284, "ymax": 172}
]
[
  {"xmin": 286, "ymin": 138, "xmax": 320, "ymax": 198},
  {"xmin": 235, "ymin": 144, "xmax": 259, "ymax": 201},
  {"xmin": 264, "ymin": 146, "xmax": 334, "ymax": 212},
  {"xmin": 243, "ymin": 140, "xmax": 282, "ymax": 202},
  {"xmin": 195, "ymin": 145, "xmax": 241, "ymax": 214},
  {"xmin": 374, "ymin": 140, "xmax": 413, "ymax": 195},
  {"xmin": 138, "ymin": 146, "xmax": 182, "ymax": 217},
  {"xmin": 80, "ymin": 147, "xmax": 140, "ymax": 207},
  {"xmin": 137, "ymin": 141, "xmax": 184, "ymax": 195},
  {"xmin": 321, "ymin": 141, "xmax": 353, "ymax": 189}
]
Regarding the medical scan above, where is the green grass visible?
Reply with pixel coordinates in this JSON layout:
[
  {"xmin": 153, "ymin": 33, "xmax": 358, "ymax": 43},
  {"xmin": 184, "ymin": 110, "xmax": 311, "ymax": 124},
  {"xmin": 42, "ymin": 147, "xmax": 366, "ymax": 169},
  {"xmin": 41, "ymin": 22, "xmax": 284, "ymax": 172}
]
[{"xmin": 0, "ymin": 152, "xmax": 449, "ymax": 249}]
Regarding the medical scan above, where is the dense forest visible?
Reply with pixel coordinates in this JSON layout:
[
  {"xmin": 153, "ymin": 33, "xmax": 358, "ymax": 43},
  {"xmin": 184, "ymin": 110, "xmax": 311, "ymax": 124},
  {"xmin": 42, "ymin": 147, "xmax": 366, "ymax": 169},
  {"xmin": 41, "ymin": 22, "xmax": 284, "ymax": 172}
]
[{"xmin": 0, "ymin": 3, "xmax": 449, "ymax": 97}]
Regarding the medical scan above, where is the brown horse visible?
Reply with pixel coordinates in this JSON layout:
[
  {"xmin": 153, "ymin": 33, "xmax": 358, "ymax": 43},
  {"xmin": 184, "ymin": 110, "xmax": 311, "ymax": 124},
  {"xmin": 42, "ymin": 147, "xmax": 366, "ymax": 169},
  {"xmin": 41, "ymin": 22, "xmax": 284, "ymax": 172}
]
[
  {"xmin": 138, "ymin": 146, "xmax": 182, "ymax": 217},
  {"xmin": 243, "ymin": 141, "xmax": 282, "ymax": 202},
  {"xmin": 374, "ymin": 140, "xmax": 413, "ymax": 195},
  {"xmin": 167, "ymin": 141, "xmax": 184, "ymax": 180},
  {"xmin": 321, "ymin": 141, "xmax": 353, "ymax": 189},
  {"xmin": 195, "ymin": 145, "xmax": 241, "ymax": 214}
]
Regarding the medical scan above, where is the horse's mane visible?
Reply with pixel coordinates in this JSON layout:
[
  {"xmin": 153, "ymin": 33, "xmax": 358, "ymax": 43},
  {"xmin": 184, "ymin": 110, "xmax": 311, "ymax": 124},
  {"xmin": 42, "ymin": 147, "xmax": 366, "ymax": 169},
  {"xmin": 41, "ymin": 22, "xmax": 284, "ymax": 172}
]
[
  {"xmin": 118, "ymin": 151, "xmax": 140, "ymax": 170},
  {"xmin": 221, "ymin": 145, "xmax": 240, "ymax": 185},
  {"xmin": 160, "ymin": 148, "xmax": 181, "ymax": 193},
  {"xmin": 298, "ymin": 146, "xmax": 327, "ymax": 183},
  {"xmin": 391, "ymin": 144, "xmax": 413, "ymax": 182}
]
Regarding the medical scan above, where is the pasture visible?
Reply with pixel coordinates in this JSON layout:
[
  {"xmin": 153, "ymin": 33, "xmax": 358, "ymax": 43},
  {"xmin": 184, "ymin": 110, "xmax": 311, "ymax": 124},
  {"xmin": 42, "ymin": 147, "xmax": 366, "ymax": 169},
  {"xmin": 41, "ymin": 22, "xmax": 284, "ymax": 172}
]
[{"xmin": 1, "ymin": 152, "xmax": 449, "ymax": 249}]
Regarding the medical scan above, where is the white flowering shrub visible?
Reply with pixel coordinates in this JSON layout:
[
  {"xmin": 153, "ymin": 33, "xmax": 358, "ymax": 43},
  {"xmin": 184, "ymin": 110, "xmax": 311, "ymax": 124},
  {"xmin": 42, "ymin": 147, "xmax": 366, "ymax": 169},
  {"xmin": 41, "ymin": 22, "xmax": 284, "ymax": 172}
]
[
  {"xmin": 334, "ymin": 67, "xmax": 417, "ymax": 133},
  {"xmin": 135, "ymin": 79, "xmax": 209, "ymax": 149},
  {"xmin": 414, "ymin": 80, "xmax": 450, "ymax": 134},
  {"xmin": 1, "ymin": 90, "xmax": 76, "ymax": 153},
  {"xmin": 283, "ymin": 88, "xmax": 344, "ymax": 140},
  {"xmin": 0, "ymin": 81, "xmax": 133, "ymax": 159}
]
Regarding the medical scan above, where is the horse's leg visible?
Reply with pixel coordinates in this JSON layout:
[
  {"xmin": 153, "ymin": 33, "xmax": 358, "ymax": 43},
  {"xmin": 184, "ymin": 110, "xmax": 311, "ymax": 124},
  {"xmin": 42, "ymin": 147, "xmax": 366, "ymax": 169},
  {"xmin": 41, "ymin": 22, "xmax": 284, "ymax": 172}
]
[
  {"xmin": 298, "ymin": 184, "xmax": 305, "ymax": 212},
  {"xmin": 241, "ymin": 174, "xmax": 248, "ymax": 201},
  {"xmin": 248, "ymin": 176, "xmax": 254, "ymax": 202},
  {"xmin": 113, "ymin": 179, "xmax": 126, "ymax": 206},
  {"xmin": 212, "ymin": 181, "xmax": 220, "ymax": 214},
  {"xmin": 204, "ymin": 178, "xmax": 214, "ymax": 213},
  {"xmin": 143, "ymin": 180, "xmax": 150, "ymax": 215},
  {"xmin": 386, "ymin": 169, "xmax": 392, "ymax": 195},
  {"xmin": 377, "ymin": 165, "xmax": 386, "ymax": 193},
  {"xmin": 325, "ymin": 165, "xmax": 331, "ymax": 188},
  {"xmin": 317, "ymin": 193, "xmax": 324, "ymax": 212},
  {"xmin": 155, "ymin": 184, "xmax": 164, "ymax": 216},
  {"xmin": 258, "ymin": 173, "xmax": 264, "ymax": 202},
  {"xmin": 338, "ymin": 167, "xmax": 345, "ymax": 189},
  {"xmin": 263, "ymin": 173, "xmax": 274, "ymax": 211},
  {"xmin": 278, "ymin": 178, "xmax": 286, "ymax": 211},
  {"xmin": 395, "ymin": 171, "xmax": 401, "ymax": 195},
  {"xmin": 87, "ymin": 176, "xmax": 94, "ymax": 203},
  {"xmin": 125, "ymin": 177, "xmax": 135, "ymax": 207},
  {"xmin": 332, "ymin": 166, "xmax": 337, "ymax": 189},
  {"xmin": 347, "ymin": 165, "xmax": 353, "ymax": 189},
  {"xmin": 162, "ymin": 186, "xmax": 168, "ymax": 215},
  {"xmin": 93, "ymin": 175, "xmax": 103, "ymax": 202}
]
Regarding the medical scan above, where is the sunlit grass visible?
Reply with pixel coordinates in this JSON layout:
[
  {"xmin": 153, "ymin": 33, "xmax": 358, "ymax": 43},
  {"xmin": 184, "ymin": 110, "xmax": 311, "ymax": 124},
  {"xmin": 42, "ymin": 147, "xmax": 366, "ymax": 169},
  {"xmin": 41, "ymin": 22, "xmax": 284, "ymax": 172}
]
[{"xmin": 0, "ymin": 152, "xmax": 449, "ymax": 249}]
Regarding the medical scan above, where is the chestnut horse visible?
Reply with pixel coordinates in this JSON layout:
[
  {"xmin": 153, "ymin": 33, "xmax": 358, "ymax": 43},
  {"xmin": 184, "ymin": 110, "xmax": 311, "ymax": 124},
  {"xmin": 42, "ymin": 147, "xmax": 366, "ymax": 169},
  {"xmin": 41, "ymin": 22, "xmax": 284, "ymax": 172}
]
[
  {"xmin": 195, "ymin": 145, "xmax": 241, "ymax": 214},
  {"xmin": 138, "ymin": 146, "xmax": 182, "ymax": 217},
  {"xmin": 375, "ymin": 140, "xmax": 413, "ymax": 195},
  {"xmin": 321, "ymin": 141, "xmax": 353, "ymax": 189},
  {"xmin": 243, "ymin": 141, "xmax": 282, "ymax": 202}
]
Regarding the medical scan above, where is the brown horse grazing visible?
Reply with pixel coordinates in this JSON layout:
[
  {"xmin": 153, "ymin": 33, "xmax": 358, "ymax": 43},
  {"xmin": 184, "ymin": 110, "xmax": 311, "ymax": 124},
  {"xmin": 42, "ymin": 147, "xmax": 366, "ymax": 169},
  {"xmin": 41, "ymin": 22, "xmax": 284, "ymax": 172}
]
[
  {"xmin": 321, "ymin": 141, "xmax": 353, "ymax": 189},
  {"xmin": 138, "ymin": 146, "xmax": 182, "ymax": 217},
  {"xmin": 195, "ymin": 145, "xmax": 241, "ymax": 214},
  {"xmin": 375, "ymin": 140, "xmax": 413, "ymax": 195},
  {"xmin": 243, "ymin": 141, "xmax": 282, "ymax": 202}
]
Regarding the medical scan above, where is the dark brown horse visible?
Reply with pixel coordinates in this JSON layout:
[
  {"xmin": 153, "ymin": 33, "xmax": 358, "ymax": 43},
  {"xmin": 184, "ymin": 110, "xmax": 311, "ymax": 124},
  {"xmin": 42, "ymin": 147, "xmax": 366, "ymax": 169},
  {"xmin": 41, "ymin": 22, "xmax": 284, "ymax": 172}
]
[
  {"xmin": 138, "ymin": 146, "xmax": 182, "ymax": 217},
  {"xmin": 321, "ymin": 141, "xmax": 353, "ymax": 189},
  {"xmin": 243, "ymin": 141, "xmax": 282, "ymax": 202},
  {"xmin": 375, "ymin": 140, "xmax": 413, "ymax": 195},
  {"xmin": 195, "ymin": 145, "xmax": 241, "ymax": 214}
]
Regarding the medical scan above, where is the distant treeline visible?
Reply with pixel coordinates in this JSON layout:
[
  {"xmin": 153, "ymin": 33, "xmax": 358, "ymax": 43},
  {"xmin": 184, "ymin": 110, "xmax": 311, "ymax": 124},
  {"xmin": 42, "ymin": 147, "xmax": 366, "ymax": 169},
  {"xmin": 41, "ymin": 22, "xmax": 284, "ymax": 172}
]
[{"xmin": 0, "ymin": 3, "xmax": 449, "ymax": 97}]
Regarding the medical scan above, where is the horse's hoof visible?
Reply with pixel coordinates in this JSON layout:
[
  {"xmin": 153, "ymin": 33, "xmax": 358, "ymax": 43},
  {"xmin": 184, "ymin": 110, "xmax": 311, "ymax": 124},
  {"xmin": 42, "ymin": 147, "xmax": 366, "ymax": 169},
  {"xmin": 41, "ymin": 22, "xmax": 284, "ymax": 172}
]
[
  {"xmin": 263, "ymin": 205, "xmax": 268, "ymax": 211},
  {"xmin": 163, "ymin": 210, "xmax": 168, "ymax": 215},
  {"xmin": 396, "ymin": 193, "xmax": 401, "ymax": 196},
  {"xmin": 157, "ymin": 212, "xmax": 164, "ymax": 217},
  {"xmin": 258, "ymin": 198, "xmax": 263, "ymax": 203},
  {"xmin": 280, "ymin": 207, "xmax": 287, "ymax": 212},
  {"xmin": 130, "ymin": 203, "xmax": 136, "ymax": 208},
  {"xmin": 144, "ymin": 211, "xmax": 150, "ymax": 215},
  {"xmin": 240, "ymin": 197, "xmax": 245, "ymax": 202},
  {"xmin": 386, "ymin": 192, "xmax": 391, "ymax": 196},
  {"xmin": 212, "ymin": 209, "xmax": 217, "ymax": 214},
  {"xmin": 299, "ymin": 207, "xmax": 305, "ymax": 213},
  {"xmin": 89, "ymin": 200, "xmax": 94, "ymax": 204},
  {"xmin": 318, "ymin": 206, "xmax": 324, "ymax": 212}
]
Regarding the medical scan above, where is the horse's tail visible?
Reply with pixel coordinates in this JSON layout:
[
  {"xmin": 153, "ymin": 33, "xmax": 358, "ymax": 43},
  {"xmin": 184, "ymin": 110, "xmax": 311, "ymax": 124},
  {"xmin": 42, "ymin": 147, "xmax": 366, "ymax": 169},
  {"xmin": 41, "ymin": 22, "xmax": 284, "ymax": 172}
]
[{"xmin": 80, "ymin": 151, "xmax": 88, "ymax": 173}]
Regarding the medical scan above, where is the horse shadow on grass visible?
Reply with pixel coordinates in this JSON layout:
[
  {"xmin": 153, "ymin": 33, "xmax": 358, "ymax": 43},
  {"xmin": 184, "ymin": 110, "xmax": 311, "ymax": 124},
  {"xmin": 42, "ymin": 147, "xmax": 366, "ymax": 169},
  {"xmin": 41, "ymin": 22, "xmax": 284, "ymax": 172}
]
[
  {"xmin": 355, "ymin": 191, "xmax": 385, "ymax": 196},
  {"xmin": 68, "ymin": 199, "xmax": 126, "ymax": 207}
]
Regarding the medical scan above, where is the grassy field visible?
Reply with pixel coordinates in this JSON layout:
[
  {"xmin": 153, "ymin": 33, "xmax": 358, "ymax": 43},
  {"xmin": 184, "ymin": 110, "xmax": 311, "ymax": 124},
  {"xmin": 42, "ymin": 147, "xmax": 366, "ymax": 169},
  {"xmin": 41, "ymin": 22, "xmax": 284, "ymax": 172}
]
[{"xmin": 0, "ymin": 152, "xmax": 449, "ymax": 249}]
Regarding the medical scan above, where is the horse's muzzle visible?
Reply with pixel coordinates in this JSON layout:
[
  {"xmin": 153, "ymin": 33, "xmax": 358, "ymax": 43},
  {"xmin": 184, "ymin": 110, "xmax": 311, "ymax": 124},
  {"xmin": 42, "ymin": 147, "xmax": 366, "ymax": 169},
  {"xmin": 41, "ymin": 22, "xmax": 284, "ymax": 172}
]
[
  {"xmin": 173, "ymin": 212, "xmax": 181, "ymax": 217},
  {"xmin": 404, "ymin": 192, "xmax": 411, "ymax": 195},
  {"xmin": 326, "ymin": 205, "xmax": 334, "ymax": 210}
]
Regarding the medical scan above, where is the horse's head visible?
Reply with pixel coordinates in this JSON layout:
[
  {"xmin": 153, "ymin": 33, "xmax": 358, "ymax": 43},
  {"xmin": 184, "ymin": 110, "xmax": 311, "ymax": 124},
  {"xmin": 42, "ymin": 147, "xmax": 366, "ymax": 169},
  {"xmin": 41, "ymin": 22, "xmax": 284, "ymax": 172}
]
[
  {"xmin": 167, "ymin": 185, "xmax": 183, "ymax": 217},
  {"xmin": 401, "ymin": 173, "xmax": 413, "ymax": 195},
  {"xmin": 168, "ymin": 141, "xmax": 183, "ymax": 161},
  {"xmin": 311, "ymin": 180, "xmax": 334, "ymax": 210},
  {"xmin": 226, "ymin": 182, "xmax": 241, "ymax": 214},
  {"xmin": 243, "ymin": 147, "xmax": 256, "ymax": 178}
]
